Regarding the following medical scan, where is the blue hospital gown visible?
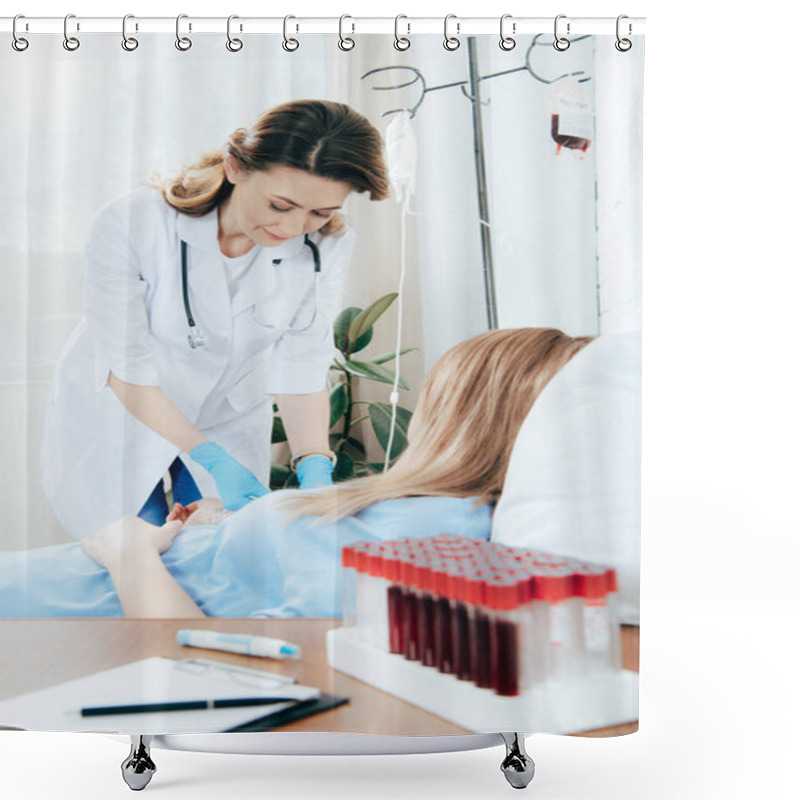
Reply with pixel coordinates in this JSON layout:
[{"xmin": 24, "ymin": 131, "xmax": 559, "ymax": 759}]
[{"xmin": 0, "ymin": 493, "xmax": 492, "ymax": 618}]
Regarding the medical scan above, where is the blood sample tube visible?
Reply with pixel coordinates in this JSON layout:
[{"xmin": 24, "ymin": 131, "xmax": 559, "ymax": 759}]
[
  {"xmin": 432, "ymin": 557, "xmax": 454, "ymax": 673},
  {"xmin": 486, "ymin": 573, "xmax": 526, "ymax": 697},
  {"xmin": 531, "ymin": 563, "xmax": 585, "ymax": 681},
  {"xmin": 401, "ymin": 552, "xmax": 421, "ymax": 661},
  {"xmin": 366, "ymin": 544, "xmax": 391, "ymax": 650},
  {"xmin": 465, "ymin": 565, "xmax": 492, "ymax": 689},
  {"xmin": 353, "ymin": 542, "xmax": 376, "ymax": 641},
  {"xmin": 605, "ymin": 567, "xmax": 624, "ymax": 670},
  {"xmin": 384, "ymin": 550, "xmax": 406, "ymax": 655},
  {"xmin": 574, "ymin": 563, "xmax": 622, "ymax": 672},
  {"xmin": 449, "ymin": 564, "xmax": 473, "ymax": 681},
  {"xmin": 340, "ymin": 543, "xmax": 359, "ymax": 634},
  {"xmin": 416, "ymin": 555, "xmax": 437, "ymax": 667}
]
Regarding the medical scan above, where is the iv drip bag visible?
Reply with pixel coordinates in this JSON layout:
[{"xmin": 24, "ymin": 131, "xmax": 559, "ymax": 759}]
[{"xmin": 385, "ymin": 110, "xmax": 417, "ymax": 202}]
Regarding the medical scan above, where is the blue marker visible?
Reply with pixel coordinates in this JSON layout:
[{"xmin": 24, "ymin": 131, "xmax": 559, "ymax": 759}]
[{"xmin": 176, "ymin": 630, "xmax": 301, "ymax": 659}]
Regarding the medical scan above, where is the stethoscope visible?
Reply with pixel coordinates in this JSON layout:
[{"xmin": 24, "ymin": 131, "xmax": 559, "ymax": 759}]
[{"xmin": 180, "ymin": 233, "xmax": 321, "ymax": 350}]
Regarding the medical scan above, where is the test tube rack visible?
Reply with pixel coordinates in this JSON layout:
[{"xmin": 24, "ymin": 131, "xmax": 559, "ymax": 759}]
[{"xmin": 326, "ymin": 534, "xmax": 638, "ymax": 733}]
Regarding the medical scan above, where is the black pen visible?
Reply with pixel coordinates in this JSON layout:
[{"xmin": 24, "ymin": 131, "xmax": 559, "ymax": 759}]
[{"xmin": 81, "ymin": 696, "xmax": 306, "ymax": 717}]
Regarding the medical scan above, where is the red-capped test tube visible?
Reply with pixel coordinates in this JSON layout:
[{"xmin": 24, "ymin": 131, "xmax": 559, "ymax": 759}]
[
  {"xmin": 574, "ymin": 563, "xmax": 623, "ymax": 671},
  {"xmin": 485, "ymin": 572, "xmax": 530, "ymax": 696},
  {"xmin": 344, "ymin": 535, "xmax": 624, "ymax": 694},
  {"xmin": 464, "ymin": 564, "xmax": 493, "ymax": 689},
  {"xmin": 530, "ymin": 562, "xmax": 586, "ymax": 681},
  {"xmin": 357, "ymin": 541, "xmax": 388, "ymax": 649}
]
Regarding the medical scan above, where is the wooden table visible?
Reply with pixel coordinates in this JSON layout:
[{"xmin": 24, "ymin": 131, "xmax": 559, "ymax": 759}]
[{"xmin": 0, "ymin": 619, "xmax": 638, "ymax": 737}]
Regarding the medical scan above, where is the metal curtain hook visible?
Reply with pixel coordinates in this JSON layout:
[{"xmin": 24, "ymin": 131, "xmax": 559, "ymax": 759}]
[
  {"xmin": 615, "ymin": 14, "xmax": 632, "ymax": 51},
  {"xmin": 443, "ymin": 14, "xmax": 460, "ymax": 51},
  {"xmin": 283, "ymin": 15, "xmax": 299, "ymax": 51},
  {"xmin": 394, "ymin": 15, "xmax": 410, "ymax": 51},
  {"xmin": 63, "ymin": 13, "xmax": 80, "ymax": 51},
  {"xmin": 553, "ymin": 14, "xmax": 570, "ymax": 51},
  {"xmin": 122, "ymin": 14, "xmax": 139, "ymax": 51},
  {"xmin": 226, "ymin": 15, "xmax": 243, "ymax": 51},
  {"xmin": 176, "ymin": 14, "xmax": 192, "ymax": 51},
  {"xmin": 338, "ymin": 14, "xmax": 355, "ymax": 51},
  {"xmin": 499, "ymin": 14, "xmax": 516, "ymax": 51},
  {"xmin": 12, "ymin": 14, "xmax": 29, "ymax": 51}
]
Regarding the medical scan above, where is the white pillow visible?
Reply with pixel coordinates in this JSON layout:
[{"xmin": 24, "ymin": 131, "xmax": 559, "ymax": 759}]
[{"xmin": 492, "ymin": 332, "xmax": 641, "ymax": 623}]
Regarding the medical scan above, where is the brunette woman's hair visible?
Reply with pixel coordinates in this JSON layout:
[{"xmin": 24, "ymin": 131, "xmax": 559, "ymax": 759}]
[
  {"xmin": 150, "ymin": 99, "xmax": 390, "ymax": 236},
  {"xmin": 278, "ymin": 328, "xmax": 595, "ymax": 521}
]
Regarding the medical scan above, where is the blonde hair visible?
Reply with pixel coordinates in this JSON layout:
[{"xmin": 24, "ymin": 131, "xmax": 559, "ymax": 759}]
[
  {"xmin": 149, "ymin": 100, "xmax": 390, "ymax": 237},
  {"xmin": 278, "ymin": 328, "xmax": 594, "ymax": 522}
]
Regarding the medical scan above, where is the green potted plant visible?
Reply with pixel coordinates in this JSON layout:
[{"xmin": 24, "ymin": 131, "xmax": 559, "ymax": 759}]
[{"xmin": 270, "ymin": 293, "xmax": 416, "ymax": 489}]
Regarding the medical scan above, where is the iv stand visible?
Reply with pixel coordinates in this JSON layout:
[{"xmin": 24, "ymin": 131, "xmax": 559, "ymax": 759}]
[
  {"xmin": 362, "ymin": 34, "xmax": 592, "ymax": 332},
  {"xmin": 466, "ymin": 36, "xmax": 498, "ymax": 330}
]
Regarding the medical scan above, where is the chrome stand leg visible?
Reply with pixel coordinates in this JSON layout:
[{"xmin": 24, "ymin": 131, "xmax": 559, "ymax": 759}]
[
  {"xmin": 121, "ymin": 735, "xmax": 157, "ymax": 791},
  {"xmin": 500, "ymin": 732, "xmax": 535, "ymax": 789}
]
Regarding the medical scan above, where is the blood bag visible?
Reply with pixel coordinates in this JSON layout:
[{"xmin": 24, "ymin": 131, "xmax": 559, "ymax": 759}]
[{"xmin": 548, "ymin": 78, "xmax": 594, "ymax": 155}]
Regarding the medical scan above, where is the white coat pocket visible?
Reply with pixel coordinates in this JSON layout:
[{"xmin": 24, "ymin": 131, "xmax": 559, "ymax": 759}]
[{"xmin": 227, "ymin": 347, "xmax": 275, "ymax": 414}]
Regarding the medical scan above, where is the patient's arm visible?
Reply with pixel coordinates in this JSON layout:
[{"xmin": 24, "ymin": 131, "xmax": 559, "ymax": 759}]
[
  {"xmin": 110, "ymin": 546, "xmax": 206, "ymax": 618},
  {"xmin": 80, "ymin": 517, "xmax": 206, "ymax": 619}
]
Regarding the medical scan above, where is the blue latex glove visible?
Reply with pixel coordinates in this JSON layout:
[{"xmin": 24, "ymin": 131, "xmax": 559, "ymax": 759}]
[
  {"xmin": 296, "ymin": 455, "xmax": 334, "ymax": 489},
  {"xmin": 190, "ymin": 441, "xmax": 269, "ymax": 510}
]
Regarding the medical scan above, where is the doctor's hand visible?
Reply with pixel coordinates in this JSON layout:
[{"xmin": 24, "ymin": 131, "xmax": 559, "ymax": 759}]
[
  {"xmin": 296, "ymin": 455, "xmax": 335, "ymax": 489},
  {"xmin": 169, "ymin": 498, "xmax": 235, "ymax": 527},
  {"xmin": 190, "ymin": 441, "xmax": 270, "ymax": 511}
]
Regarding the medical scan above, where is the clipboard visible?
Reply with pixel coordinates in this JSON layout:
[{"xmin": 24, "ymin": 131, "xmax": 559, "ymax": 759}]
[{"xmin": 0, "ymin": 657, "xmax": 346, "ymax": 735}]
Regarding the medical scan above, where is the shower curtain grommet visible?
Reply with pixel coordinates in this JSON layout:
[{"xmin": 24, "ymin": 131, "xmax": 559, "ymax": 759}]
[
  {"xmin": 443, "ymin": 14, "xmax": 461, "ymax": 51},
  {"xmin": 175, "ymin": 14, "xmax": 192, "ymax": 51},
  {"xmin": 615, "ymin": 15, "xmax": 633, "ymax": 51},
  {"xmin": 499, "ymin": 14, "xmax": 516, "ymax": 51},
  {"xmin": 553, "ymin": 14, "xmax": 571, "ymax": 51},
  {"xmin": 283, "ymin": 15, "xmax": 300, "ymax": 51},
  {"xmin": 121, "ymin": 14, "xmax": 139, "ymax": 52},
  {"xmin": 394, "ymin": 14, "xmax": 411, "ymax": 50},
  {"xmin": 226, "ymin": 15, "xmax": 243, "ymax": 52},
  {"xmin": 63, "ymin": 14, "xmax": 80, "ymax": 51},
  {"xmin": 338, "ymin": 14, "xmax": 355, "ymax": 51},
  {"xmin": 11, "ymin": 14, "xmax": 29, "ymax": 51}
]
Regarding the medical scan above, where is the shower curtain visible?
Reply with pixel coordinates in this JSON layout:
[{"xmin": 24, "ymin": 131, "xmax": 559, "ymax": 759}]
[{"xmin": 0, "ymin": 19, "xmax": 644, "ymax": 741}]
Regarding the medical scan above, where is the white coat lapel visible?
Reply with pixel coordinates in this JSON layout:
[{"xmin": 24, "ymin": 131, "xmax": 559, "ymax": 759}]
[
  {"xmin": 229, "ymin": 234, "xmax": 307, "ymax": 316},
  {"xmin": 175, "ymin": 209, "xmax": 230, "ymax": 334}
]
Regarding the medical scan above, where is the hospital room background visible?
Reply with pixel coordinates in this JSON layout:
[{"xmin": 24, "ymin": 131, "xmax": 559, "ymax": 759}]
[{"xmin": 0, "ymin": 33, "xmax": 642, "ymax": 550}]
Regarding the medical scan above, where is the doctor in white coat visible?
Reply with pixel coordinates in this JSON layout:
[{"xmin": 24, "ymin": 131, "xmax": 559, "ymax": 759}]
[{"xmin": 41, "ymin": 100, "xmax": 390, "ymax": 539}]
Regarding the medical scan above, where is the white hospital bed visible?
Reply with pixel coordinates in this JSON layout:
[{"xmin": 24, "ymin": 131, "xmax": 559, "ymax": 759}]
[{"xmin": 94, "ymin": 333, "xmax": 641, "ymax": 791}]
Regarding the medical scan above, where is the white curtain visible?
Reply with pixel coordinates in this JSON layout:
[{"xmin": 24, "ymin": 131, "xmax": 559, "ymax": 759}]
[{"xmin": 1, "ymin": 32, "xmax": 641, "ymax": 547}]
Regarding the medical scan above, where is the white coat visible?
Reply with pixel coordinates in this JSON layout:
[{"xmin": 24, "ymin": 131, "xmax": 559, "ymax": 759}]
[{"xmin": 41, "ymin": 187, "xmax": 356, "ymax": 539}]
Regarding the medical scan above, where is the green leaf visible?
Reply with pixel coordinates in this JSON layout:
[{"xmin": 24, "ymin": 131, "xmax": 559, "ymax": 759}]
[
  {"xmin": 349, "ymin": 328, "xmax": 373, "ymax": 354},
  {"xmin": 333, "ymin": 306, "xmax": 372, "ymax": 354},
  {"xmin": 332, "ymin": 451, "xmax": 355, "ymax": 482},
  {"xmin": 333, "ymin": 306, "xmax": 360, "ymax": 352},
  {"xmin": 283, "ymin": 471, "xmax": 299, "ymax": 489},
  {"xmin": 369, "ymin": 347, "xmax": 418, "ymax": 365},
  {"xmin": 369, "ymin": 402, "xmax": 413, "ymax": 460},
  {"xmin": 342, "ymin": 359, "xmax": 410, "ymax": 390},
  {"xmin": 272, "ymin": 415, "xmax": 287, "ymax": 443},
  {"xmin": 330, "ymin": 433, "xmax": 366, "ymax": 459},
  {"xmin": 329, "ymin": 383, "xmax": 348, "ymax": 427},
  {"xmin": 348, "ymin": 293, "xmax": 398, "ymax": 347},
  {"xmin": 343, "ymin": 438, "xmax": 367, "ymax": 460},
  {"xmin": 269, "ymin": 464, "xmax": 292, "ymax": 491}
]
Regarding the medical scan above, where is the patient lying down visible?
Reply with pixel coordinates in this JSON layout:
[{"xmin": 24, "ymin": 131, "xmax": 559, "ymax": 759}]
[{"xmin": 1, "ymin": 328, "xmax": 592, "ymax": 619}]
